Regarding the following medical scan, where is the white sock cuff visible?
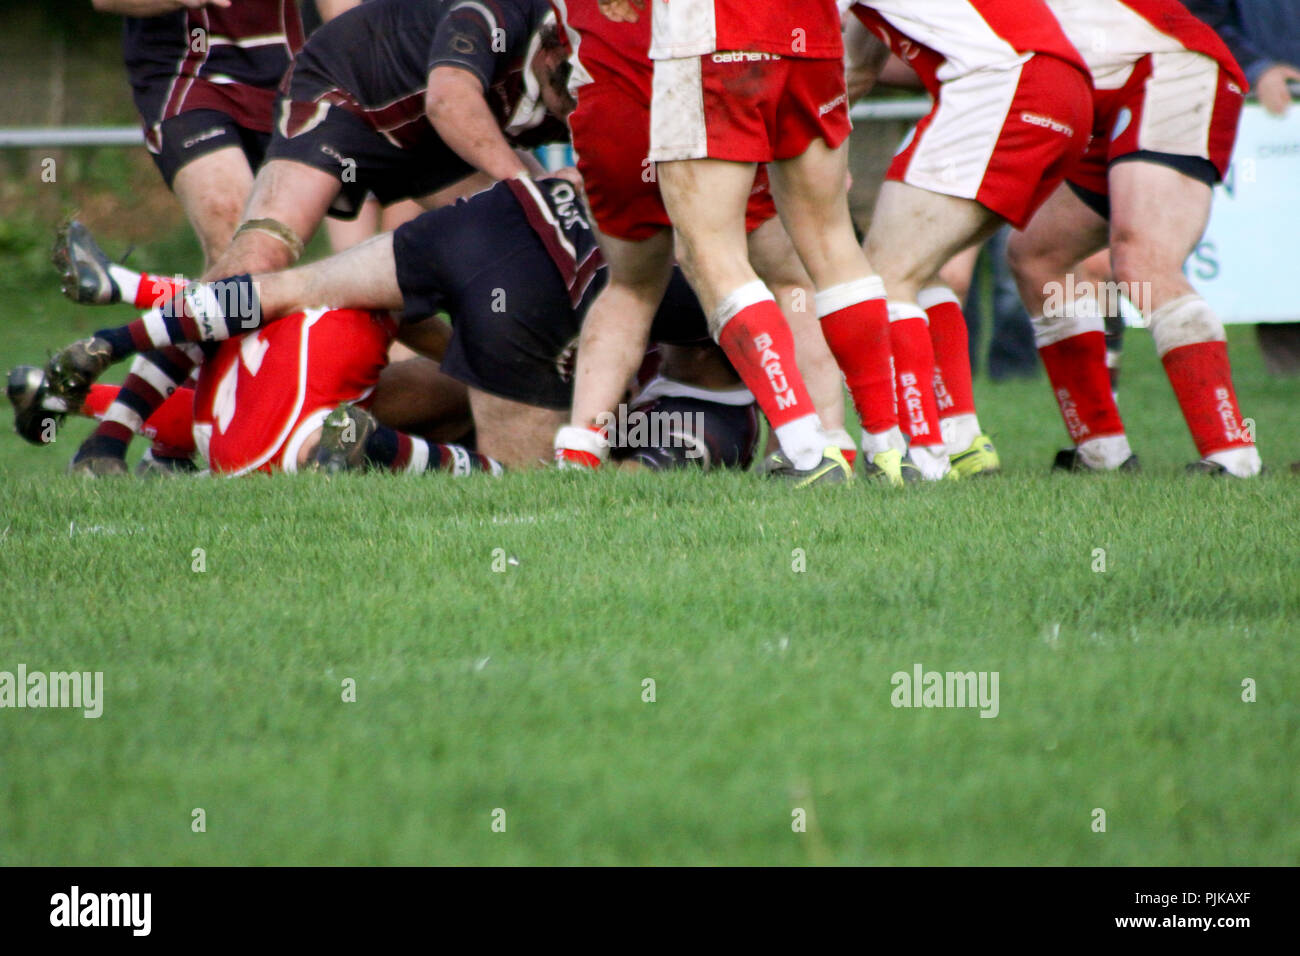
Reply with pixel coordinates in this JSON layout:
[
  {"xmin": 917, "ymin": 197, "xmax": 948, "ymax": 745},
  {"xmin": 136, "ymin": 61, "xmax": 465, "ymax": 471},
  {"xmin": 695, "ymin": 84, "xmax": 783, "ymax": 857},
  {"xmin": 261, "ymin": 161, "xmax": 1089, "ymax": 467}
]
[
  {"xmin": 135, "ymin": 356, "xmax": 180, "ymax": 397},
  {"xmin": 103, "ymin": 402, "xmax": 144, "ymax": 434},
  {"xmin": 823, "ymin": 427, "xmax": 854, "ymax": 452},
  {"xmin": 772, "ymin": 413, "xmax": 826, "ymax": 469},
  {"xmin": 185, "ymin": 284, "xmax": 228, "ymax": 341},
  {"xmin": 887, "ymin": 301, "xmax": 928, "ymax": 324},
  {"xmin": 814, "ymin": 276, "xmax": 886, "ymax": 318},
  {"xmin": 1149, "ymin": 294, "xmax": 1225, "ymax": 358},
  {"xmin": 711, "ymin": 280, "xmax": 775, "ymax": 337},
  {"xmin": 917, "ymin": 286, "xmax": 961, "ymax": 311},
  {"xmin": 142, "ymin": 307, "xmax": 170, "ymax": 347},
  {"xmin": 108, "ymin": 264, "xmax": 141, "ymax": 305},
  {"xmin": 1032, "ymin": 296, "xmax": 1105, "ymax": 349},
  {"xmin": 407, "ymin": 437, "xmax": 431, "ymax": 473},
  {"xmin": 554, "ymin": 424, "xmax": 610, "ymax": 459}
]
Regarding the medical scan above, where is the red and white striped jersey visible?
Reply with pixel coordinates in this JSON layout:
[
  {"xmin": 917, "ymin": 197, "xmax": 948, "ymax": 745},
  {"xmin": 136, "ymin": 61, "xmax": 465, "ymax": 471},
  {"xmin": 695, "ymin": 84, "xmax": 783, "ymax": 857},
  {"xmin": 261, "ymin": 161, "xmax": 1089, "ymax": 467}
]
[
  {"xmin": 648, "ymin": 0, "xmax": 843, "ymax": 60},
  {"xmin": 1044, "ymin": 0, "xmax": 1245, "ymax": 90},
  {"xmin": 848, "ymin": 1, "xmax": 1087, "ymax": 93}
]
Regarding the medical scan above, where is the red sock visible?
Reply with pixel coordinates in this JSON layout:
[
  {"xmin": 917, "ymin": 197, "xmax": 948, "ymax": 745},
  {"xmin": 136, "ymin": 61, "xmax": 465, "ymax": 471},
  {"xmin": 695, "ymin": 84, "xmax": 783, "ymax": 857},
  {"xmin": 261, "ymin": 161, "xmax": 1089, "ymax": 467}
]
[
  {"xmin": 81, "ymin": 383, "xmax": 119, "ymax": 419},
  {"xmin": 1037, "ymin": 331, "xmax": 1125, "ymax": 443},
  {"xmin": 1162, "ymin": 341, "xmax": 1253, "ymax": 456},
  {"xmin": 134, "ymin": 273, "xmax": 186, "ymax": 310},
  {"xmin": 139, "ymin": 387, "xmax": 196, "ymax": 455},
  {"xmin": 717, "ymin": 297, "xmax": 817, "ymax": 431},
  {"xmin": 888, "ymin": 304, "xmax": 943, "ymax": 448},
  {"xmin": 81, "ymin": 383, "xmax": 197, "ymax": 453},
  {"xmin": 819, "ymin": 297, "xmax": 896, "ymax": 434},
  {"xmin": 924, "ymin": 295, "xmax": 976, "ymax": 420}
]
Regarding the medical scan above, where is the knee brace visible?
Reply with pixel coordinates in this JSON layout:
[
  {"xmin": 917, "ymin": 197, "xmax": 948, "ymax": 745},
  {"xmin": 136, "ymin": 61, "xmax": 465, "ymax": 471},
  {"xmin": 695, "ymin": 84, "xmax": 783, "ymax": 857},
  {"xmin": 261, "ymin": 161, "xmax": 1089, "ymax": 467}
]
[{"xmin": 232, "ymin": 217, "xmax": 305, "ymax": 263}]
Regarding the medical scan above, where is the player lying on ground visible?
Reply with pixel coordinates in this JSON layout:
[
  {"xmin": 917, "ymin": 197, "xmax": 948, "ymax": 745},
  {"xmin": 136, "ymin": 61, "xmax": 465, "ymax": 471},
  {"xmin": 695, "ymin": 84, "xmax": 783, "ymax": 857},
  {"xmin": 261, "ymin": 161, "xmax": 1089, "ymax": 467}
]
[
  {"xmin": 552, "ymin": 0, "xmax": 898, "ymax": 487},
  {"xmin": 75, "ymin": 0, "xmax": 307, "ymax": 474},
  {"xmin": 843, "ymin": 0, "xmax": 1095, "ymax": 479},
  {"xmin": 26, "ymin": 176, "xmax": 762, "ymax": 472},
  {"xmin": 1006, "ymin": 0, "xmax": 1262, "ymax": 477},
  {"xmin": 10, "ymin": 305, "xmax": 499, "ymax": 477}
]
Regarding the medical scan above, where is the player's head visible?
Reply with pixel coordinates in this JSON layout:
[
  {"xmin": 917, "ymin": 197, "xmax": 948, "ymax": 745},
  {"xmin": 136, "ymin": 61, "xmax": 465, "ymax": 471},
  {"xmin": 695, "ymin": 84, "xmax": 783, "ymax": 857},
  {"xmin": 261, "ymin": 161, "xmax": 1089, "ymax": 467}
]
[{"xmin": 533, "ymin": 19, "xmax": 576, "ymax": 119}]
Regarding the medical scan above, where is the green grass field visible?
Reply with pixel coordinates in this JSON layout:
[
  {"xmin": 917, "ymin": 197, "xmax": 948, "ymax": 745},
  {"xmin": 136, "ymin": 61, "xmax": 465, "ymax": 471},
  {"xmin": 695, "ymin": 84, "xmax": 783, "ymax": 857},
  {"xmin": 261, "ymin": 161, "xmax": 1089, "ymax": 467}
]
[{"xmin": 1, "ymin": 218, "xmax": 1298, "ymax": 865}]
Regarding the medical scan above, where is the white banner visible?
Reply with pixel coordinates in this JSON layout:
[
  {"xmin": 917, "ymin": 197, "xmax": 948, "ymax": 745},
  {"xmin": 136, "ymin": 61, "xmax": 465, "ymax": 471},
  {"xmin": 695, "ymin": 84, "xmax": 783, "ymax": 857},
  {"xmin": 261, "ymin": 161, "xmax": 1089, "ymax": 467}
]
[{"xmin": 1189, "ymin": 103, "xmax": 1300, "ymax": 324}]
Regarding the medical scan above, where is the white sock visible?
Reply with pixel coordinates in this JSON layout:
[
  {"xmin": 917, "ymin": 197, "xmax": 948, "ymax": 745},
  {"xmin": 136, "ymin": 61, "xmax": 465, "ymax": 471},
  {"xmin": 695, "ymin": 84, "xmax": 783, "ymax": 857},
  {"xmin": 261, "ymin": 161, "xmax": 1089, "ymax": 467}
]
[
  {"xmin": 406, "ymin": 437, "xmax": 431, "ymax": 473},
  {"xmin": 940, "ymin": 413, "xmax": 981, "ymax": 456},
  {"xmin": 1076, "ymin": 434, "xmax": 1133, "ymax": 471},
  {"xmin": 774, "ymin": 413, "xmax": 828, "ymax": 471},
  {"xmin": 824, "ymin": 427, "xmax": 855, "ymax": 455},
  {"xmin": 861, "ymin": 426, "xmax": 907, "ymax": 457},
  {"xmin": 107, "ymin": 264, "xmax": 141, "ymax": 304},
  {"xmin": 909, "ymin": 445, "xmax": 950, "ymax": 480},
  {"xmin": 1206, "ymin": 446, "xmax": 1262, "ymax": 477}
]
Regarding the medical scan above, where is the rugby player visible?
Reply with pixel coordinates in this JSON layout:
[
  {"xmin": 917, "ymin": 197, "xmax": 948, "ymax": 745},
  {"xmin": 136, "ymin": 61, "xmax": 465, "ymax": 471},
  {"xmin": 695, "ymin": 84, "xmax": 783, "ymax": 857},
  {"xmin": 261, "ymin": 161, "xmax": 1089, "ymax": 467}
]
[
  {"xmin": 843, "ymin": 0, "xmax": 1094, "ymax": 479},
  {"xmin": 27, "ymin": 176, "xmax": 761, "ymax": 472},
  {"xmin": 194, "ymin": 0, "xmax": 572, "ymax": 283},
  {"xmin": 73, "ymin": 0, "xmax": 306, "ymax": 475},
  {"xmin": 554, "ymin": 0, "xmax": 909, "ymax": 487},
  {"xmin": 10, "ymin": 309, "xmax": 497, "ymax": 478},
  {"xmin": 1006, "ymin": 0, "xmax": 1262, "ymax": 476}
]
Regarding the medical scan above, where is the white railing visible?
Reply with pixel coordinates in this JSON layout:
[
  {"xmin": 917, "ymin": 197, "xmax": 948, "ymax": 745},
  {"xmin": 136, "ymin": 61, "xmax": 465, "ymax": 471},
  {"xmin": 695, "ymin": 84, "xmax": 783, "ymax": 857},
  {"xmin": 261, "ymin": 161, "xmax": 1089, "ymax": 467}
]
[{"xmin": 0, "ymin": 99, "xmax": 934, "ymax": 149}]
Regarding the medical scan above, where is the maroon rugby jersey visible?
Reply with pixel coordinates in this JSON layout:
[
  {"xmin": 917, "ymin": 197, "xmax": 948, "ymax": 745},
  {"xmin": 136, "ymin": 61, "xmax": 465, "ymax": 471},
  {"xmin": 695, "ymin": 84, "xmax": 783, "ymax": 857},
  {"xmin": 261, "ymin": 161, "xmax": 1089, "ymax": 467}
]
[{"xmin": 123, "ymin": 0, "xmax": 304, "ymax": 145}]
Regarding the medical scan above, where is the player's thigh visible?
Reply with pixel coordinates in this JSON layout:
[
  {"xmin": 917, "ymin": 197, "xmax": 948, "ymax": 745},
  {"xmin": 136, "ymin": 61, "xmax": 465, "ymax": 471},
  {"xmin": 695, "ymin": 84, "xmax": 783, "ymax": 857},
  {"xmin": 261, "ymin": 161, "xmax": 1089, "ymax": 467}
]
[
  {"xmin": 865, "ymin": 181, "xmax": 1001, "ymax": 297},
  {"xmin": 256, "ymin": 232, "xmax": 402, "ymax": 317},
  {"xmin": 1106, "ymin": 160, "xmax": 1212, "ymax": 282},
  {"xmin": 324, "ymin": 198, "xmax": 381, "ymax": 253},
  {"xmin": 656, "ymin": 158, "xmax": 758, "ymax": 307},
  {"xmin": 380, "ymin": 199, "xmax": 423, "ymax": 231},
  {"xmin": 171, "ymin": 146, "xmax": 256, "ymax": 267},
  {"xmin": 467, "ymin": 387, "xmax": 566, "ymax": 470},
  {"xmin": 765, "ymin": 137, "xmax": 862, "ymax": 279},
  {"xmin": 204, "ymin": 159, "xmax": 342, "ymax": 277},
  {"xmin": 370, "ymin": 356, "xmax": 472, "ymax": 444},
  {"xmin": 1006, "ymin": 183, "xmax": 1110, "ymax": 298},
  {"xmin": 597, "ymin": 227, "xmax": 675, "ymax": 299},
  {"xmin": 243, "ymin": 159, "xmax": 342, "ymax": 244}
]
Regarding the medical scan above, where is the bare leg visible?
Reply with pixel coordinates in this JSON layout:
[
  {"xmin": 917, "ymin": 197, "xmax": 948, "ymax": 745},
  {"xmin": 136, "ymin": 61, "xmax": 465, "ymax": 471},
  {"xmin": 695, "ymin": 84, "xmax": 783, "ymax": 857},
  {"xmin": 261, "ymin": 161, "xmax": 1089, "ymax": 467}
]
[
  {"xmin": 324, "ymin": 198, "xmax": 382, "ymax": 253},
  {"xmin": 203, "ymin": 159, "xmax": 342, "ymax": 279},
  {"xmin": 746, "ymin": 216, "xmax": 846, "ymax": 435},
  {"xmin": 659, "ymin": 159, "xmax": 761, "ymax": 316},
  {"xmin": 658, "ymin": 157, "xmax": 830, "ymax": 471},
  {"xmin": 369, "ymin": 356, "xmax": 473, "ymax": 444},
  {"xmin": 568, "ymin": 227, "xmax": 675, "ymax": 431},
  {"xmin": 937, "ymin": 244, "xmax": 981, "ymax": 305},
  {"xmin": 767, "ymin": 138, "xmax": 874, "ymax": 289},
  {"xmin": 1108, "ymin": 161, "xmax": 1259, "ymax": 474},
  {"xmin": 171, "ymin": 146, "xmax": 257, "ymax": 269},
  {"xmin": 470, "ymin": 387, "xmax": 567, "ymax": 469},
  {"xmin": 1007, "ymin": 183, "xmax": 1128, "ymax": 469},
  {"xmin": 253, "ymin": 232, "xmax": 403, "ymax": 318},
  {"xmin": 764, "ymin": 139, "xmax": 903, "ymax": 473}
]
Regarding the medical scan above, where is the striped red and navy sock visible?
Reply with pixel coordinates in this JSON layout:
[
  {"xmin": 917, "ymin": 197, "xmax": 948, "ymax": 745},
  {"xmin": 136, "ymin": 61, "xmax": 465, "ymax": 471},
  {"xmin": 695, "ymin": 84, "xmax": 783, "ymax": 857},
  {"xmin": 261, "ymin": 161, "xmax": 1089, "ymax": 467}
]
[
  {"xmin": 97, "ymin": 275, "xmax": 260, "ymax": 360},
  {"xmin": 71, "ymin": 346, "xmax": 200, "ymax": 464},
  {"xmin": 364, "ymin": 425, "xmax": 503, "ymax": 475}
]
